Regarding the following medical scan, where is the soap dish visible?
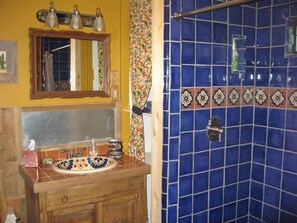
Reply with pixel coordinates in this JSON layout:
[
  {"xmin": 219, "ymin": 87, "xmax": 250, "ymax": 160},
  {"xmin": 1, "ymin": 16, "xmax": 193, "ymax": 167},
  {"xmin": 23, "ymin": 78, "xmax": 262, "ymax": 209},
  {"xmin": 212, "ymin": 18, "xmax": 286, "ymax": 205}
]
[{"xmin": 42, "ymin": 157, "xmax": 55, "ymax": 165}]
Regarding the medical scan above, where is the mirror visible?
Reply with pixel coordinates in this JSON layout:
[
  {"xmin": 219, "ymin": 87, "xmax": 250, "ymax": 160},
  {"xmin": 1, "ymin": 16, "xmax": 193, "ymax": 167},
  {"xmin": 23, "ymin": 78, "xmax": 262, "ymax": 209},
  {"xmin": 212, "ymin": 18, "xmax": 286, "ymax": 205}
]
[
  {"xmin": 29, "ymin": 28, "xmax": 111, "ymax": 99},
  {"xmin": 285, "ymin": 18, "xmax": 297, "ymax": 57}
]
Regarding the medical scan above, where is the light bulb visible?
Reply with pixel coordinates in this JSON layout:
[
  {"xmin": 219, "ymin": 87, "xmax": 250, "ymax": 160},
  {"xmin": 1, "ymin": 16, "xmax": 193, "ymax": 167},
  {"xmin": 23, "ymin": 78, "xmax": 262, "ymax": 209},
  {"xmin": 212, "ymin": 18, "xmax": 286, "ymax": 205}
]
[
  {"xmin": 45, "ymin": 2, "xmax": 59, "ymax": 28},
  {"xmin": 70, "ymin": 4, "xmax": 83, "ymax": 29},
  {"xmin": 93, "ymin": 8, "xmax": 105, "ymax": 32}
]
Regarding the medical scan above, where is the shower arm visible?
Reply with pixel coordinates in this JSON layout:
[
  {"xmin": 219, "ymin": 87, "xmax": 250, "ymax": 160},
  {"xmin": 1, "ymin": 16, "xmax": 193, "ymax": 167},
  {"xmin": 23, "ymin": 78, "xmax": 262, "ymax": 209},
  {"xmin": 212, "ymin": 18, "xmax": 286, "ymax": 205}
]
[{"xmin": 173, "ymin": 0, "xmax": 256, "ymax": 19}]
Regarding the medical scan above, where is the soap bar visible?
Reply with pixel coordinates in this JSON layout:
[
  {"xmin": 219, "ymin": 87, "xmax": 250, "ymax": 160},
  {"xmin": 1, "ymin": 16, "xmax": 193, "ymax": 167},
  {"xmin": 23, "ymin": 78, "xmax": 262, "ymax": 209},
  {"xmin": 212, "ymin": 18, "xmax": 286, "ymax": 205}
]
[{"xmin": 22, "ymin": 150, "xmax": 39, "ymax": 167}]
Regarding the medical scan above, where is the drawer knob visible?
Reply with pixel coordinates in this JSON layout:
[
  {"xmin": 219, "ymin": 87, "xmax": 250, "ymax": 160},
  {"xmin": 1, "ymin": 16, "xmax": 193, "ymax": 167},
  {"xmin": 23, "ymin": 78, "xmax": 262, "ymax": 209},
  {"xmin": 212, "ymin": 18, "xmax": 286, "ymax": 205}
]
[{"xmin": 61, "ymin": 195, "xmax": 69, "ymax": 203}]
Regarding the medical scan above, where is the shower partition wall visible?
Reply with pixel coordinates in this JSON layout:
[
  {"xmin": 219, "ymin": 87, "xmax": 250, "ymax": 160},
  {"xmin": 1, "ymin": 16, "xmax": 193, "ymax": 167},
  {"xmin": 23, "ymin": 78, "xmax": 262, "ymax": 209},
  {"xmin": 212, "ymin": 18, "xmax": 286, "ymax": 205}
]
[{"xmin": 162, "ymin": 0, "xmax": 297, "ymax": 222}]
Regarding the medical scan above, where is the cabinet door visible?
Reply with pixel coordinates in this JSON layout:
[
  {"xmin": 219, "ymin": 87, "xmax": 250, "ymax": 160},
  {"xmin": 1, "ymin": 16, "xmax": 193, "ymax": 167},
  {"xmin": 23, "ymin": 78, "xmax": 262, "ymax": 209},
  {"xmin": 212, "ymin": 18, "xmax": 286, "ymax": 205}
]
[
  {"xmin": 98, "ymin": 192, "xmax": 145, "ymax": 223},
  {"xmin": 47, "ymin": 203, "xmax": 97, "ymax": 223}
]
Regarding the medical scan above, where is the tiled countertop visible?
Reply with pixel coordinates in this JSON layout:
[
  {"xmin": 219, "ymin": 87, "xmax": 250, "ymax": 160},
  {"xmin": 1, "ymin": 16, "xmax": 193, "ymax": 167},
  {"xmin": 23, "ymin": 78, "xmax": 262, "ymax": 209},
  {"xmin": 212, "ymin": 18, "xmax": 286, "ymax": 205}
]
[{"xmin": 19, "ymin": 155, "xmax": 151, "ymax": 193}]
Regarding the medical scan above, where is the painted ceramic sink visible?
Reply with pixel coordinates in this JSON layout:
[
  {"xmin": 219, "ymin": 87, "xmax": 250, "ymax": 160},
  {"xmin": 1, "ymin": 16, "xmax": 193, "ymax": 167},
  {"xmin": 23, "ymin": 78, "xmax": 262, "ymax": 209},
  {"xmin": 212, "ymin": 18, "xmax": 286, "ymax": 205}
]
[{"xmin": 52, "ymin": 156, "xmax": 117, "ymax": 174}]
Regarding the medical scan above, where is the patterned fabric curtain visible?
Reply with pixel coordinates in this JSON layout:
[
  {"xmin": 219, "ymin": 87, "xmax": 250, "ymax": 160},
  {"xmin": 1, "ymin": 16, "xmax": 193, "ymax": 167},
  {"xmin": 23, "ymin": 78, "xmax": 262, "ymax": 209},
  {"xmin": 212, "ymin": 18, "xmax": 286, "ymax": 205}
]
[{"xmin": 128, "ymin": 0, "xmax": 152, "ymax": 161}]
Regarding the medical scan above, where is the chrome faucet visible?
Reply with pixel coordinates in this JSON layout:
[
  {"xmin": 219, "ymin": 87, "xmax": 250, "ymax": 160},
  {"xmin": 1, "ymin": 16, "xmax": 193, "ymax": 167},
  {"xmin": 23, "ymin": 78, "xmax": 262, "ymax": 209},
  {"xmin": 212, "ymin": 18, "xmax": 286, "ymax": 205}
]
[{"xmin": 61, "ymin": 147, "xmax": 85, "ymax": 159}]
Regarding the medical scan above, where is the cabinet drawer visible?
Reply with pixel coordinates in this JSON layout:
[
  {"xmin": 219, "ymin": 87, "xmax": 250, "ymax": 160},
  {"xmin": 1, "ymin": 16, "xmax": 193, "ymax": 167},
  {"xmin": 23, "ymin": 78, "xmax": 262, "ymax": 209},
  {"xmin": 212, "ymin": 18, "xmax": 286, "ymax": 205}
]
[{"xmin": 45, "ymin": 176, "xmax": 144, "ymax": 207}]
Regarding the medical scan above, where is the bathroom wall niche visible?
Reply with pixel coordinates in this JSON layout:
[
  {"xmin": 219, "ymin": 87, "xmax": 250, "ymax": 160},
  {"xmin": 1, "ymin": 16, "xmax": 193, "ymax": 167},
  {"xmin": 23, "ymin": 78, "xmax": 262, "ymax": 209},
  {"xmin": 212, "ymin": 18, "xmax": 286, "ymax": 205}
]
[
  {"xmin": 285, "ymin": 17, "xmax": 297, "ymax": 57},
  {"xmin": 231, "ymin": 35, "xmax": 246, "ymax": 74}
]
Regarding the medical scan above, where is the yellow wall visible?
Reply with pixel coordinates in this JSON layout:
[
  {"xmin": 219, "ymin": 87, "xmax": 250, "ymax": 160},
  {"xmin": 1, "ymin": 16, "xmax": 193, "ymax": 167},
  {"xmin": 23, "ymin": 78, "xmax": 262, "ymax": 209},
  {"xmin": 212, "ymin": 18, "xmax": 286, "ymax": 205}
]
[{"xmin": 0, "ymin": 0, "xmax": 131, "ymax": 150}]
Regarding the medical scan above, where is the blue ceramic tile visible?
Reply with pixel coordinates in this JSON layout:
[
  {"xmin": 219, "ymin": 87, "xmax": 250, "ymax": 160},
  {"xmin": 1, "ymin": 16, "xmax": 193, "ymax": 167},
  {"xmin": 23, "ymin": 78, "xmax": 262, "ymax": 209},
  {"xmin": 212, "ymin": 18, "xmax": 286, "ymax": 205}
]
[
  {"xmin": 194, "ymin": 131, "xmax": 209, "ymax": 152},
  {"xmin": 269, "ymin": 109, "xmax": 285, "ymax": 128},
  {"xmin": 179, "ymin": 216, "xmax": 192, "ymax": 223},
  {"xmin": 211, "ymin": 132, "xmax": 225, "ymax": 149},
  {"xmin": 181, "ymin": 132, "xmax": 193, "ymax": 151},
  {"xmin": 170, "ymin": 67, "xmax": 180, "ymax": 89},
  {"xmin": 224, "ymin": 202, "xmax": 236, "ymax": 222},
  {"xmin": 163, "ymin": 145, "xmax": 168, "ymax": 162},
  {"xmin": 213, "ymin": 66, "xmax": 227, "ymax": 86},
  {"xmin": 180, "ymin": 154, "xmax": 193, "ymax": 176},
  {"xmin": 170, "ymin": 114, "xmax": 179, "ymax": 136},
  {"xmin": 267, "ymin": 128, "xmax": 284, "ymax": 149},
  {"xmin": 170, "ymin": 90, "xmax": 180, "ymax": 113},
  {"xmin": 225, "ymin": 166, "xmax": 238, "ymax": 185},
  {"xmin": 194, "ymin": 172, "xmax": 208, "ymax": 193},
  {"xmin": 213, "ymin": 7, "xmax": 227, "ymax": 22},
  {"xmin": 283, "ymin": 152, "xmax": 297, "ymax": 174},
  {"xmin": 182, "ymin": 19, "xmax": 195, "ymax": 41},
  {"xmin": 193, "ymin": 212, "xmax": 207, "ymax": 222},
  {"xmin": 285, "ymin": 131, "xmax": 297, "ymax": 152},
  {"xmin": 212, "ymin": 108, "xmax": 226, "ymax": 126},
  {"xmin": 292, "ymin": 2, "xmax": 297, "ymax": 16},
  {"xmin": 239, "ymin": 163, "xmax": 250, "ymax": 181},
  {"xmin": 257, "ymin": 7, "xmax": 271, "ymax": 27},
  {"xmin": 286, "ymin": 110, "xmax": 297, "ymax": 131},
  {"xmin": 163, "ymin": 161, "xmax": 168, "ymax": 178},
  {"xmin": 182, "ymin": 0, "xmax": 195, "ymax": 12},
  {"xmin": 182, "ymin": 66, "xmax": 195, "ymax": 87},
  {"xmin": 257, "ymin": 28, "xmax": 270, "ymax": 47},
  {"xmin": 210, "ymin": 168, "xmax": 223, "ymax": 189},
  {"xmin": 250, "ymin": 199, "xmax": 262, "ymax": 219},
  {"xmin": 227, "ymin": 107, "xmax": 240, "ymax": 126},
  {"xmin": 238, "ymin": 181, "xmax": 250, "ymax": 199},
  {"xmin": 169, "ymin": 138, "xmax": 179, "ymax": 160},
  {"xmin": 246, "ymin": 47, "xmax": 255, "ymax": 66},
  {"xmin": 283, "ymin": 172, "xmax": 297, "ymax": 194},
  {"xmin": 168, "ymin": 206, "xmax": 178, "ymax": 223},
  {"xmin": 251, "ymin": 181, "xmax": 263, "ymax": 200},
  {"xmin": 181, "ymin": 110, "xmax": 194, "ymax": 132},
  {"xmin": 195, "ymin": 109, "xmax": 210, "ymax": 131},
  {"xmin": 164, "ymin": 129, "xmax": 168, "ymax": 144},
  {"xmin": 164, "ymin": 41, "xmax": 169, "ymax": 58},
  {"xmin": 226, "ymin": 146, "xmax": 239, "ymax": 166},
  {"xmin": 255, "ymin": 107, "xmax": 267, "ymax": 126},
  {"xmin": 244, "ymin": 27, "xmax": 256, "ymax": 47},
  {"xmin": 164, "ymin": 6, "xmax": 170, "ymax": 23},
  {"xmin": 265, "ymin": 167, "xmax": 281, "ymax": 188},
  {"xmin": 254, "ymin": 126, "xmax": 267, "ymax": 145},
  {"xmin": 171, "ymin": 19, "xmax": 181, "ymax": 41},
  {"xmin": 255, "ymin": 68, "xmax": 269, "ymax": 86},
  {"xmin": 182, "ymin": 42, "xmax": 195, "ymax": 64},
  {"xmin": 196, "ymin": 21, "xmax": 212, "ymax": 43},
  {"xmin": 209, "ymin": 208, "xmax": 222, "ymax": 223},
  {"xmin": 240, "ymin": 144, "xmax": 252, "ymax": 163},
  {"xmin": 263, "ymin": 205, "xmax": 279, "ymax": 223},
  {"xmin": 249, "ymin": 217, "xmax": 261, "ymax": 223},
  {"xmin": 164, "ymin": 59, "xmax": 169, "ymax": 77},
  {"xmin": 281, "ymin": 192, "xmax": 297, "ymax": 214},
  {"xmin": 227, "ymin": 127, "xmax": 239, "ymax": 146},
  {"xmin": 280, "ymin": 212, "xmax": 297, "ymax": 223},
  {"xmin": 164, "ymin": 75, "xmax": 169, "ymax": 93},
  {"xmin": 213, "ymin": 23, "xmax": 227, "ymax": 43},
  {"xmin": 237, "ymin": 199, "xmax": 249, "ymax": 218},
  {"xmin": 213, "ymin": 45, "xmax": 227, "ymax": 65},
  {"xmin": 162, "ymin": 177, "xmax": 168, "ymax": 193},
  {"xmin": 179, "ymin": 196, "xmax": 192, "ymax": 217},
  {"xmin": 196, "ymin": 43, "xmax": 211, "ymax": 64},
  {"xmin": 210, "ymin": 188, "xmax": 223, "ymax": 208},
  {"xmin": 193, "ymin": 192, "xmax": 208, "ymax": 212},
  {"xmin": 163, "ymin": 93, "xmax": 169, "ymax": 110},
  {"xmin": 256, "ymin": 49, "xmax": 270, "ymax": 67},
  {"xmin": 242, "ymin": 67, "xmax": 255, "ymax": 86},
  {"xmin": 224, "ymin": 184, "xmax": 237, "ymax": 203},
  {"xmin": 229, "ymin": 6, "xmax": 242, "ymax": 25},
  {"xmin": 180, "ymin": 175, "xmax": 192, "ymax": 196},
  {"xmin": 241, "ymin": 126, "xmax": 253, "ymax": 144},
  {"xmin": 211, "ymin": 149, "xmax": 224, "ymax": 169},
  {"xmin": 252, "ymin": 163, "xmax": 264, "ymax": 183},
  {"xmin": 272, "ymin": 4, "xmax": 289, "ymax": 26},
  {"xmin": 288, "ymin": 67, "xmax": 297, "ymax": 88},
  {"xmin": 163, "ymin": 111, "xmax": 168, "ymax": 127},
  {"xmin": 266, "ymin": 148, "xmax": 283, "ymax": 169},
  {"xmin": 195, "ymin": 66, "xmax": 211, "ymax": 87},
  {"xmin": 244, "ymin": 7, "xmax": 255, "ymax": 26},
  {"xmin": 229, "ymin": 25, "xmax": 242, "ymax": 44},
  {"xmin": 169, "ymin": 161, "xmax": 178, "ymax": 183},
  {"xmin": 168, "ymin": 183, "xmax": 178, "ymax": 205},
  {"xmin": 228, "ymin": 69, "xmax": 241, "ymax": 86},
  {"xmin": 271, "ymin": 50, "xmax": 287, "ymax": 68},
  {"xmin": 253, "ymin": 145, "xmax": 265, "ymax": 164},
  {"xmin": 194, "ymin": 151, "xmax": 209, "ymax": 172},
  {"xmin": 171, "ymin": 42, "xmax": 181, "ymax": 65},
  {"xmin": 272, "ymin": 26, "xmax": 285, "ymax": 46}
]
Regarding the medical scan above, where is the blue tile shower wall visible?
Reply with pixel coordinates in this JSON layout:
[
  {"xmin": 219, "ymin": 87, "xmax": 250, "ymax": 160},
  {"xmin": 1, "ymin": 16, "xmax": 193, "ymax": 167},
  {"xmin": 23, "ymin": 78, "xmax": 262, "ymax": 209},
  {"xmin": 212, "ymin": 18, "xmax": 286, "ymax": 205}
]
[{"xmin": 162, "ymin": 0, "xmax": 297, "ymax": 223}]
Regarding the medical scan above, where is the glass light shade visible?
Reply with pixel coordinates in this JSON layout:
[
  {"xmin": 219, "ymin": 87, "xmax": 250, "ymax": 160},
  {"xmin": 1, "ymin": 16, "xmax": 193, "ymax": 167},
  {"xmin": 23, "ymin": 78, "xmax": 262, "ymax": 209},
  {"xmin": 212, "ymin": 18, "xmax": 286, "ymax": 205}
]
[
  {"xmin": 93, "ymin": 8, "xmax": 105, "ymax": 32},
  {"xmin": 45, "ymin": 2, "xmax": 59, "ymax": 28},
  {"xmin": 70, "ymin": 5, "xmax": 83, "ymax": 29}
]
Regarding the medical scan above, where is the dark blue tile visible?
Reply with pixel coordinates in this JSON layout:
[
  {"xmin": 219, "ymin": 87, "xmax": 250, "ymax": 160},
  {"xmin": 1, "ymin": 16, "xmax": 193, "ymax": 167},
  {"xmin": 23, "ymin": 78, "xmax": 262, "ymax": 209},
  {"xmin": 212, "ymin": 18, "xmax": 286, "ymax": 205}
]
[
  {"xmin": 239, "ymin": 163, "xmax": 250, "ymax": 181},
  {"xmin": 164, "ymin": 76, "xmax": 169, "ymax": 94},
  {"xmin": 211, "ymin": 130, "xmax": 225, "ymax": 149},
  {"xmin": 196, "ymin": 43, "xmax": 211, "ymax": 64},
  {"xmin": 288, "ymin": 67, "xmax": 297, "ymax": 88},
  {"xmin": 169, "ymin": 138, "xmax": 179, "ymax": 160},
  {"xmin": 182, "ymin": 0, "xmax": 195, "ymax": 11},
  {"xmin": 265, "ymin": 167, "xmax": 281, "ymax": 188},
  {"xmin": 286, "ymin": 110, "xmax": 297, "ymax": 131},
  {"xmin": 194, "ymin": 172, "xmax": 208, "ymax": 193},
  {"xmin": 213, "ymin": 7, "xmax": 227, "ymax": 22},
  {"xmin": 266, "ymin": 148, "xmax": 283, "ymax": 169},
  {"xmin": 227, "ymin": 107, "xmax": 240, "ymax": 126},
  {"xmin": 280, "ymin": 211, "xmax": 297, "ymax": 223},
  {"xmin": 225, "ymin": 165, "xmax": 238, "ymax": 185},
  {"xmin": 164, "ymin": 59, "xmax": 169, "ymax": 77},
  {"xmin": 171, "ymin": 19, "xmax": 181, "ymax": 41},
  {"xmin": 241, "ymin": 125, "xmax": 253, "ymax": 144},
  {"xmin": 272, "ymin": 4, "xmax": 289, "ymax": 26},
  {"xmin": 242, "ymin": 67, "xmax": 255, "ymax": 86},
  {"xmin": 229, "ymin": 6, "xmax": 242, "ymax": 25},
  {"xmin": 168, "ymin": 206, "xmax": 177, "ymax": 223},
  {"xmin": 291, "ymin": 2, "xmax": 297, "ymax": 16},
  {"xmin": 267, "ymin": 128, "xmax": 284, "ymax": 149},
  {"xmin": 229, "ymin": 25, "xmax": 242, "ymax": 43},
  {"xmin": 272, "ymin": 26, "xmax": 285, "ymax": 46},
  {"xmin": 257, "ymin": 7, "xmax": 271, "ymax": 27},
  {"xmin": 281, "ymin": 192, "xmax": 297, "ymax": 214},
  {"xmin": 213, "ymin": 45, "xmax": 227, "ymax": 65},
  {"xmin": 244, "ymin": 7, "xmax": 255, "ymax": 26},
  {"xmin": 227, "ymin": 127, "xmax": 239, "ymax": 146},
  {"xmin": 256, "ymin": 49, "xmax": 270, "ymax": 68},
  {"xmin": 226, "ymin": 146, "xmax": 239, "ymax": 166},
  {"xmin": 255, "ymin": 107, "xmax": 267, "ymax": 126},
  {"xmin": 195, "ymin": 66, "xmax": 211, "ymax": 87},
  {"xmin": 212, "ymin": 108, "xmax": 226, "ymax": 126},
  {"xmin": 238, "ymin": 181, "xmax": 250, "ymax": 199},
  {"xmin": 254, "ymin": 126, "xmax": 267, "ymax": 145},
  {"xmin": 213, "ymin": 23, "xmax": 227, "ymax": 43},
  {"xmin": 269, "ymin": 108, "xmax": 285, "ymax": 128},
  {"xmin": 181, "ymin": 110, "xmax": 194, "ymax": 132},
  {"xmin": 246, "ymin": 47, "xmax": 255, "ymax": 66},
  {"xmin": 224, "ymin": 184, "xmax": 237, "ymax": 203},
  {"xmin": 179, "ymin": 216, "xmax": 191, "ymax": 223},
  {"xmin": 250, "ymin": 199, "xmax": 262, "ymax": 219},
  {"xmin": 255, "ymin": 67, "xmax": 269, "ymax": 86},
  {"xmin": 170, "ymin": 91, "xmax": 180, "ymax": 113},
  {"xmin": 182, "ymin": 42, "xmax": 195, "ymax": 64},
  {"xmin": 171, "ymin": 67, "xmax": 180, "ymax": 89},
  {"xmin": 228, "ymin": 68, "xmax": 241, "ymax": 86},
  {"xmin": 162, "ymin": 161, "xmax": 168, "ymax": 178},
  {"xmin": 179, "ymin": 175, "xmax": 192, "ymax": 196},
  {"xmin": 285, "ymin": 131, "xmax": 297, "ymax": 152},
  {"xmin": 169, "ymin": 161, "xmax": 178, "ymax": 183},
  {"xmin": 194, "ymin": 151, "xmax": 209, "ymax": 172},
  {"xmin": 180, "ymin": 154, "xmax": 193, "ymax": 175},
  {"xmin": 164, "ymin": 6, "xmax": 169, "ymax": 23},
  {"xmin": 253, "ymin": 145, "xmax": 265, "ymax": 164},
  {"xmin": 209, "ymin": 207, "xmax": 222, "ymax": 223},
  {"xmin": 270, "ymin": 67, "xmax": 287, "ymax": 87},
  {"xmin": 193, "ymin": 211, "xmax": 207, "ymax": 223},
  {"xmin": 194, "ymin": 131, "xmax": 209, "ymax": 152},
  {"xmin": 195, "ymin": 0, "xmax": 212, "ymax": 19},
  {"xmin": 244, "ymin": 27, "xmax": 256, "ymax": 47},
  {"xmin": 224, "ymin": 202, "xmax": 236, "ymax": 222},
  {"xmin": 164, "ymin": 41, "xmax": 169, "ymax": 58},
  {"xmin": 252, "ymin": 163, "xmax": 264, "ymax": 183},
  {"xmin": 257, "ymin": 28, "xmax": 270, "ymax": 47},
  {"xmin": 237, "ymin": 199, "xmax": 249, "ymax": 218},
  {"xmin": 210, "ymin": 168, "xmax": 223, "ymax": 189},
  {"xmin": 210, "ymin": 149, "xmax": 224, "ymax": 169},
  {"xmin": 263, "ymin": 205, "xmax": 279, "ymax": 223},
  {"xmin": 283, "ymin": 172, "xmax": 297, "ymax": 194},
  {"xmin": 284, "ymin": 152, "xmax": 297, "ymax": 174},
  {"xmin": 168, "ymin": 183, "xmax": 178, "ymax": 205},
  {"xmin": 182, "ymin": 19, "xmax": 195, "ymax": 41},
  {"xmin": 195, "ymin": 109, "xmax": 210, "ymax": 130},
  {"xmin": 251, "ymin": 181, "xmax": 263, "ymax": 200},
  {"xmin": 212, "ymin": 66, "xmax": 227, "ymax": 86},
  {"xmin": 179, "ymin": 196, "xmax": 192, "ymax": 217},
  {"xmin": 163, "ymin": 128, "xmax": 168, "ymax": 144},
  {"xmin": 170, "ymin": 114, "xmax": 179, "ymax": 137},
  {"xmin": 171, "ymin": 43, "xmax": 180, "ymax": 65},
  {"xmin": 193, "ymin": 192, "xmax": 208, "ymax": 212},
  {"xmin": 240, "ymin": 145, "xmax": 251, "ymax": 163},
  {"xmin": 196, "ymin": 21, "xmax": 212, "ymax": 42},
  {"xmin": 210, "ymin": 188, "xmax": 223, "ymax": 208}
]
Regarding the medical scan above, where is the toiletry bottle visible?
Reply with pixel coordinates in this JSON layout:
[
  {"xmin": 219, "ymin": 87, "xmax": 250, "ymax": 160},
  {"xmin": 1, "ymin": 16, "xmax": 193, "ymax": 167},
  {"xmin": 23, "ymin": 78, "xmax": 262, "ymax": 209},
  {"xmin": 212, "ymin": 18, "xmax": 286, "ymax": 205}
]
[
  {"xmin": 232, "ymin": 40, "xmax": 239, "ymax": 72},
  {"xmin": 89, "ymin": 138, "xmax": 97, "ymax": 157}
]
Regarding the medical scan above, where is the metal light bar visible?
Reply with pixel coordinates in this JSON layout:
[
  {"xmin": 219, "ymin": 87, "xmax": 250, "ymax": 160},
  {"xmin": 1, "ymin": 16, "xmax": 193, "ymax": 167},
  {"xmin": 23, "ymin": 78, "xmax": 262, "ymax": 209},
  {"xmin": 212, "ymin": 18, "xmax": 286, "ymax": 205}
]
[{"xmin": 173, "ymin": 0, "xmax": 255, "ymax": 19}]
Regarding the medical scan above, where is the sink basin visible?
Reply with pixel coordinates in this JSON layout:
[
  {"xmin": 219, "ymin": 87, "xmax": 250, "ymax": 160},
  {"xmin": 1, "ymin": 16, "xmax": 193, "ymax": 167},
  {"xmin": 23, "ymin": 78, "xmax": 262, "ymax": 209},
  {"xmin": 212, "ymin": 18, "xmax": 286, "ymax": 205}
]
[{"xmin": 52, "ymin": 156, "xmax": 117, "ymax": 174}]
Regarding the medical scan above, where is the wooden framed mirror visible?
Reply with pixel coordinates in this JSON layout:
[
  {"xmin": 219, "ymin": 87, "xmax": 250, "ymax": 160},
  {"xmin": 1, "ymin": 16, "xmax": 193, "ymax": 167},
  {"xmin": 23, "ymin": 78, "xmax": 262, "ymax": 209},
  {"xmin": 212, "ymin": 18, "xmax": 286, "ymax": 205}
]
[{"xmin": 29, "ymin": 28, "xmax": 111, "ymax": 99}]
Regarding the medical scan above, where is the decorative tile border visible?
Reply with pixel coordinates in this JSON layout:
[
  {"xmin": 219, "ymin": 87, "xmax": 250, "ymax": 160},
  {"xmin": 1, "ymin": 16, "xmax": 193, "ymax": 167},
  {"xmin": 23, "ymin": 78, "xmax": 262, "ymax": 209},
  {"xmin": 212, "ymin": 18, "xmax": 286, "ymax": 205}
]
[{"xmin": 181, "ymin": 86, "xmax": 297, "ymax": 110}]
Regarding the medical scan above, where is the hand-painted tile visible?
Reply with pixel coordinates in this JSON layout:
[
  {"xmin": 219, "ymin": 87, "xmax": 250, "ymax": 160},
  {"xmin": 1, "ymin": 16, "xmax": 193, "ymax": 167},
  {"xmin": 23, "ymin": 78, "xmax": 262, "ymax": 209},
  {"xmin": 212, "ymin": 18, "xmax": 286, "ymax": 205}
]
[
  {"xmin": 181, "ymin": 88, "xmax": 194, "ymax": 110},
  {"xmin": 227, "ymin": 87, "xmax": 241, "ymax": 106},
  {"xmin": 269, "ymin": 88, "xmax": 286, "ymax": 108},
  {"xmin": 195, "ymin": 88, "xmax": 210, "ymax": 108},
  {"xmin": 212, "ymin": 87, "xmax": 227, "ymax": 107},
  {"xmin": 287, "ymin": 88, "xmax": 297, "ymax": 109},
  {"xmin": 254, "ymin": 88, "xmax": 269, "ymax": 106}
]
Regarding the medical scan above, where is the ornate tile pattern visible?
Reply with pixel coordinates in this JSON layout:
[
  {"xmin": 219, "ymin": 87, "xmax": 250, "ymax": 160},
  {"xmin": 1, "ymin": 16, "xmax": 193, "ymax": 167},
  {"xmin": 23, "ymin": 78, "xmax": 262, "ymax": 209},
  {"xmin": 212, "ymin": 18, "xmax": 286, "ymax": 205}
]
[
  {"xmin": 242, "ymin": 88, "xmax": 253, "ymax": 105},
  {"xmin": 196, "ymin": 88, "xmax": 210, "ymax": 108},
  {"xmin": 181, "ymin": 88, "xmax": 194, "ymax": 109},
  {"xmin": 228, "ymin": 87, "xmax": 240, "ymax": 106},
  {"xmin": 255, "ymin": 88, "xmax": 268, "ymax": 106},
  {"xmin": 213, "ymin": 87, "xmax": 226, "ymax": 107},
  {"xmin": 269, "ymin": 88, "xmax": 286, "ymax": 108},
  {"xmin": 288, "ymin": 89, "xmax": 297, "ymax": 109}
]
